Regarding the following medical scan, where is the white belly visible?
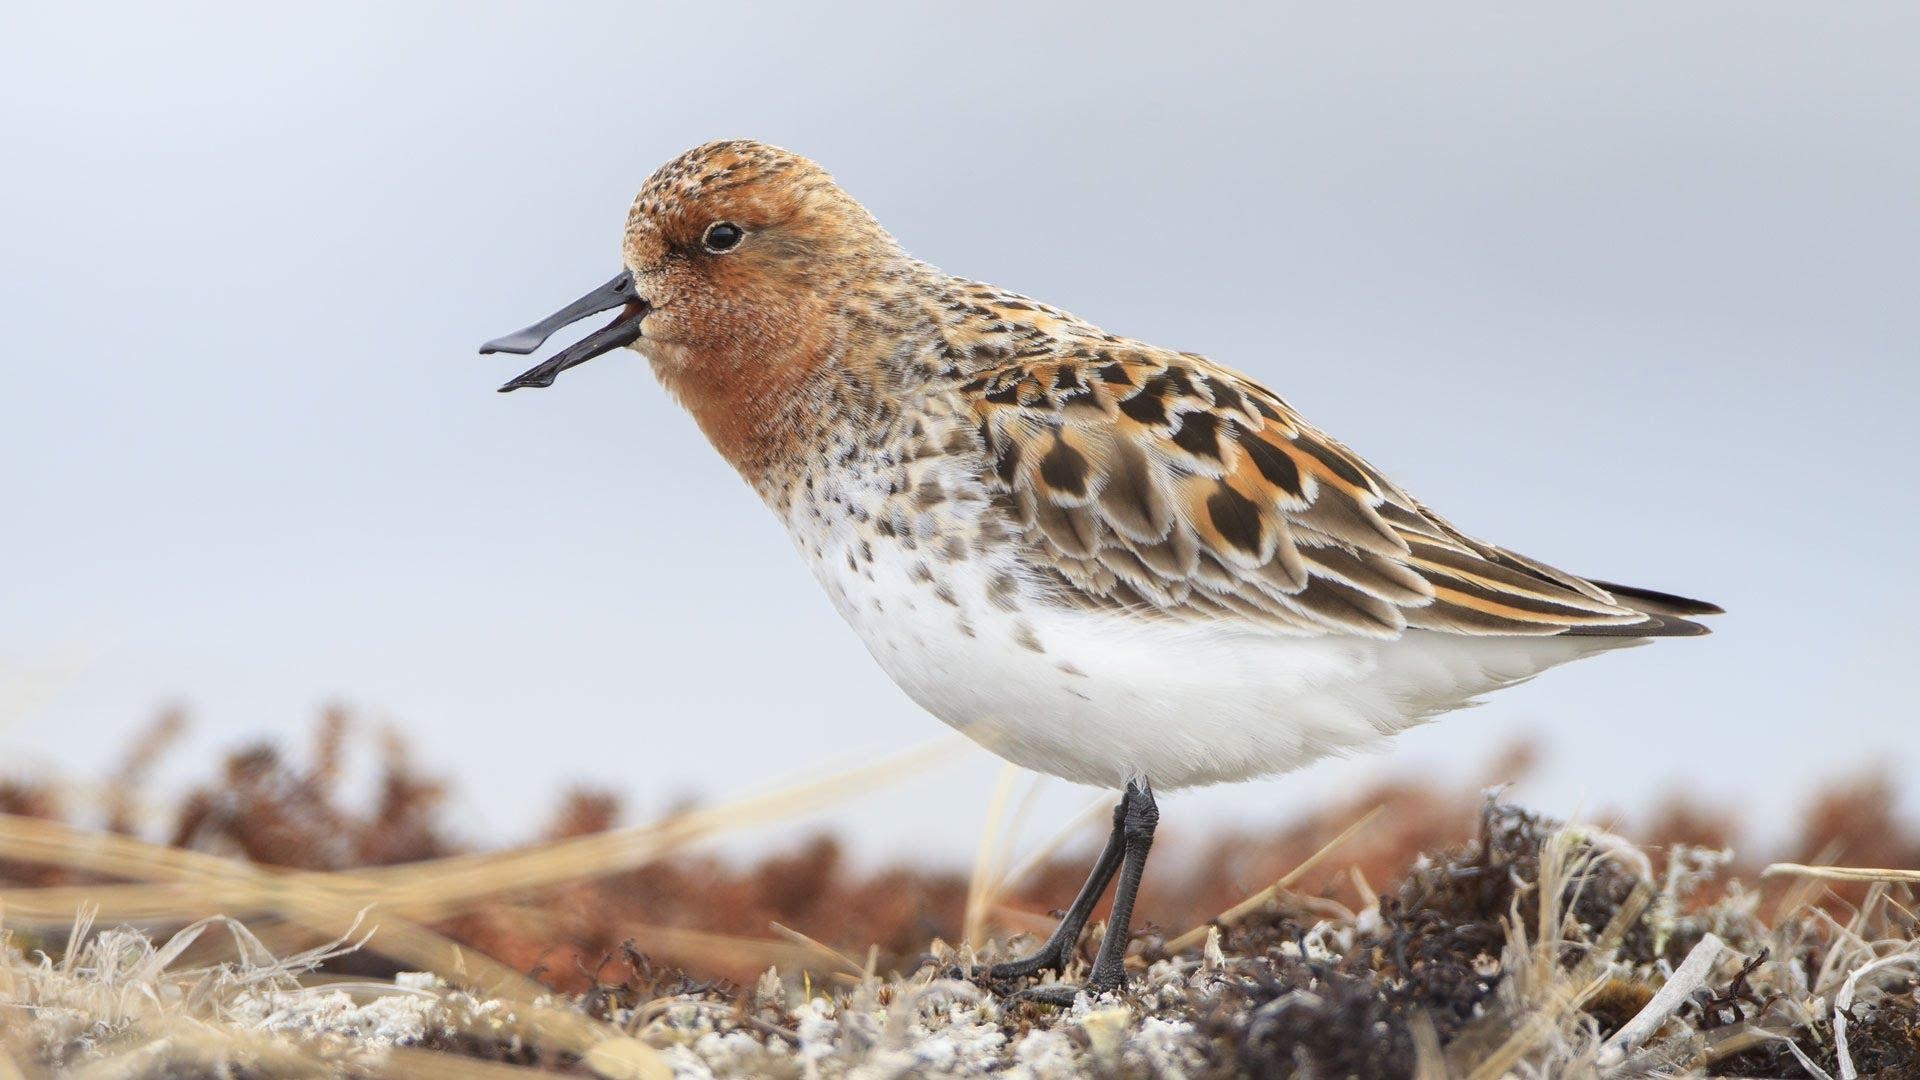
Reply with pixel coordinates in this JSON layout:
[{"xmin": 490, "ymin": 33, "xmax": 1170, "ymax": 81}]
[{"xmin": 793, "ymin": 510, "xmax": 1633, "ymax": 790}]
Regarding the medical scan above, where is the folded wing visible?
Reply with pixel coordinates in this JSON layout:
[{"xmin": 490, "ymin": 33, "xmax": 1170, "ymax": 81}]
[{"xmin": 964, "ymin": 347, "xmax": 1716, "ymax": 639}]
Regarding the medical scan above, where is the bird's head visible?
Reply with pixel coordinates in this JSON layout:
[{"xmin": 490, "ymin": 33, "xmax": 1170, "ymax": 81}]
[{"xmin": 482, "ymin": 140, "xmax": 902, "ymax": 405}]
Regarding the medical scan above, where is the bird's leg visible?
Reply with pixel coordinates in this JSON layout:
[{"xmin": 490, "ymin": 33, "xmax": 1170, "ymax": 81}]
[
  {"xmin": 1088, "ymin": 778, "xmax": 1158, "ymax": 989},
  {"xmin": 1014, "ymin": 779, "xmax": 1158, "ymax": 1005},
  {"xmin": 979, "ymin": 786, "xmax": 1132, "ymax": 981}
]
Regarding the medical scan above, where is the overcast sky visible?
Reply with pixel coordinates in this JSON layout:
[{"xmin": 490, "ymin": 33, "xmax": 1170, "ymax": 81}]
[{"xmin": 4, "ymin": 4, "xmax": 1916, "ymax": 862}]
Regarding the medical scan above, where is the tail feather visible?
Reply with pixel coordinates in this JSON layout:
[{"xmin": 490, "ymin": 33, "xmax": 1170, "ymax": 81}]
[
  {"xmin": 1563, "ymin": 612, "xmax": 1711, "ymax": 638},
  {"xmin": 1588, "ymin": 580, "xmax": 1724, "ymax": 618},
  {"xmin": 1554, "ymin": 579, "xmax": 1720, "ymax": 639}
]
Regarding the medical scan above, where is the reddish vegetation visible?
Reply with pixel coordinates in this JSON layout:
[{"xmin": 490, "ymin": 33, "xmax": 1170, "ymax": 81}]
[{"xmin": 2, "ymin": 712, "xmax": 1915, "ymax": 994}]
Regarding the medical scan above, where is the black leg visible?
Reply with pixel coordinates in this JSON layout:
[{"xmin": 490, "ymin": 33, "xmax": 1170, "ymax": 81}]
[
  {"xmin": 1086, "ymin": 778, "xmax": 1157, "ymax": 991},
  {"xmin": 1015, "ymin": 779, "xmax": 1159, "ymax": 1005},
  {"xmin": 985, "ymin": 786, "xmax": 1132, "ymax": 980}
]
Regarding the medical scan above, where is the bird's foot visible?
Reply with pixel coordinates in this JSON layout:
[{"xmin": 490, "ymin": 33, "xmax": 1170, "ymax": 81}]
[
  {"xmin": 904, "ymin": 936, "xmax": 1075, "ymax": 987},
  {"xmin": 982, "ymin": 943, "xmax": 1071, "ymax": 984},
  {"xmin": 1006, "ymin": 968, "xmax": 1127, "ymax": 1009}
]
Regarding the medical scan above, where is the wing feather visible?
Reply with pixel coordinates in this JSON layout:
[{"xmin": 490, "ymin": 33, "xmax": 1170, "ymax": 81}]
[{"xmin": 961, "ymin": 324, "xmax": 1712, "ymax": 640}]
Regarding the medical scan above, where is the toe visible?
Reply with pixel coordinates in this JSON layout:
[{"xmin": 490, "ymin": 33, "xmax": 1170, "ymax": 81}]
[
  {"xmin": 987, "ymin": 949, "xmax": 1064, "ymax": 983},
  {"xmin": 1008, "ymin": 983, "xmax": 1085, "ymax": 1009}
]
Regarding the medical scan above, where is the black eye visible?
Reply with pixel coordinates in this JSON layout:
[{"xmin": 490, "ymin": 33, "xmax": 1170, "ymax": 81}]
[{"xmin": 702, "ymin": 221, "xmax": 745, "ymax": 253}]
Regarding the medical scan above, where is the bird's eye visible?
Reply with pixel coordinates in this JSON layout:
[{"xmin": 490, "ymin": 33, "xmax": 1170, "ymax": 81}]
[{"xmin": 702, "ymin": 222, "xmax": 745, "ymax": 253}]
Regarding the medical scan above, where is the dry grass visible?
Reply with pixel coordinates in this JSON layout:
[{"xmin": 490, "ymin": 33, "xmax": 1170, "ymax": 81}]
[{"xmin": 1, "ymin": 711, "xmax": 1917, "ymax": 1077}]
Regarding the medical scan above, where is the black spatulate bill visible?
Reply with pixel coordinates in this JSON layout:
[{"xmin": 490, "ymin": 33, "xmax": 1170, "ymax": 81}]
[
  {"xmin": 480, "ymin": 270, "xmax": 648, "ymax": 392},
  {"xmin": 481, "ymin": 271, "xmax": 637, "ymax": 355}
]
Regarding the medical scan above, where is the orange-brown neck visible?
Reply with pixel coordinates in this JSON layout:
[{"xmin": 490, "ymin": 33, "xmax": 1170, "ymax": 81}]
[
  {"xmin": 645, "ymin": 311, "xmax": 851, "ymax": 488},
  {"xmin": 641, "ymin": 259, "xmax": 940, "ymax": 493}
]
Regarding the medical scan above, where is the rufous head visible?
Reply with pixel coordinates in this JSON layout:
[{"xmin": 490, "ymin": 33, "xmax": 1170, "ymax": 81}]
[
  {"xmin": 483, "ymin": 140, "xmax": 899, "ymax": 389},
  {"xmin": 480, "ymin": 140, "xmax": 908, "ymax": 469}
]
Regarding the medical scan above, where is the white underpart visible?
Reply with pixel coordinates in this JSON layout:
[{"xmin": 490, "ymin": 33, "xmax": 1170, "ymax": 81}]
[{"xmin": 782, "ymin": 471, "xmax": 1633, "ymax": 791}]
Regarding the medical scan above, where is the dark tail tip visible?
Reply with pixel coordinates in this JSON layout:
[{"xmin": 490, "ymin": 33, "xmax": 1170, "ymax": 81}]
[{"xmin": 1588, "ymin": 580, "xmax": 1724, "ymax": 618}]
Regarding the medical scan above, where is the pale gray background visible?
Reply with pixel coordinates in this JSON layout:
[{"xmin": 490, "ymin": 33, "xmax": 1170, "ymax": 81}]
[{"xmin": 4, "ymin": 4, "xmax": 1915, "ymax": 859}]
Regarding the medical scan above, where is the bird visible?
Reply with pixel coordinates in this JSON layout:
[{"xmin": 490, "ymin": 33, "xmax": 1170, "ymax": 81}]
[{"xmin": 479, "ymin": 139, "xmax": 1720, "ymax": 1004}]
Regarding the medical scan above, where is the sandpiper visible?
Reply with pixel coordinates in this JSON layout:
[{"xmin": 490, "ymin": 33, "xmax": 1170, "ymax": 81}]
[{"xmin": 481, "ymin": 139, "xmax": 1719, "ymax": 1003}]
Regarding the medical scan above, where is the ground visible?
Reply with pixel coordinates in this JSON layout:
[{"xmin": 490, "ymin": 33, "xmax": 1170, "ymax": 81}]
[{"xmin": 2, "ymin": 713, "xmax": 1917, "ymax": 1077}]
